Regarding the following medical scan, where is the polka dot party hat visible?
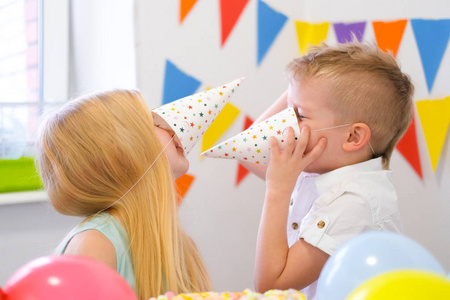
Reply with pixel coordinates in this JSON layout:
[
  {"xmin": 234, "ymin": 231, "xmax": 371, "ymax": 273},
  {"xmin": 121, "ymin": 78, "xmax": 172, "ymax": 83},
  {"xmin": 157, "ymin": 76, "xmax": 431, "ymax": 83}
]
[
  {"xmin": 202, "ymin": 107, "xmax": 300, "ymax": 164},
  {"xmin": 152, "ymin": 77, "xmax": 244, "ymax": 156}
]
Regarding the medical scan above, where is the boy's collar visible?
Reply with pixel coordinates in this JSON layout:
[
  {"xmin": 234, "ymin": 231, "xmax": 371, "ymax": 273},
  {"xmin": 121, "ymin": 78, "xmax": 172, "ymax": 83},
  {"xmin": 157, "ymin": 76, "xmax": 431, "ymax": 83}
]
[{"xmin": 313, "ymin": 157, "xmax": 385, "ymax": 195}]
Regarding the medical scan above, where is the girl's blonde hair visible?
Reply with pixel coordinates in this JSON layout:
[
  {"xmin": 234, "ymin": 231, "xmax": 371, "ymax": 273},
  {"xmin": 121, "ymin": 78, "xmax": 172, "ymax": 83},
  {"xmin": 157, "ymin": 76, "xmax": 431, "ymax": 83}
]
[
  {"xmin": 35, "ymin": 90, "xmax": 212, "ymax": 299},
  {"xmin": 286, "ymin": 41, "xmax": 414, "ymax": 169}
]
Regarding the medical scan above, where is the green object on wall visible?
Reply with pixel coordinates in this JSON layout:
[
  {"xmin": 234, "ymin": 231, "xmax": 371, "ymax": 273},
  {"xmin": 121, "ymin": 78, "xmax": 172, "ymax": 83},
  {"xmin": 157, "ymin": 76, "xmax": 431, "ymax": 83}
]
[{"xmin": 0, "ymin": 157, "xmax": 43, "ymax": 193}]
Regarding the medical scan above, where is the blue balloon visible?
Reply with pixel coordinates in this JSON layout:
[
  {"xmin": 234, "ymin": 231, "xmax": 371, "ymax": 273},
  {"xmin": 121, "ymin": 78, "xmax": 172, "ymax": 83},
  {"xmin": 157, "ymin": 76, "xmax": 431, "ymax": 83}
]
[{"xmin": 316, "ymin": 231, "xmax": 445, "ymax": 300}]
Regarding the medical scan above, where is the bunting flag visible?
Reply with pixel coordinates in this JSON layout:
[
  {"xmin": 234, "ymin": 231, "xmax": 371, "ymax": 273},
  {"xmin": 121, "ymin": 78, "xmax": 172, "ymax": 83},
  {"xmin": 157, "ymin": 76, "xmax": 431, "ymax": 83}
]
[
  {"xmin": 236, "ymin": 163, "xmax": 250, "ymax": 187},
  {"xmin": 175, "ymin": 173, "xmax": 195, "ymax": 205},
  {"xmin": 162, "ymin": 60, "xmax": 202, "ymax": 105},
  {"xmin": 220, "ymin": 0, "xmax": 250, "ymax": 46},
  {"xmin": 411, "ymin": 19, "xmax": 450, "ymax": 93},
  {"xmin": 416, "ymin": 97, "xmax": 450, "ymax": 172},
  {"xmin": 373, "ymin": 19, "xmax": 407, "ymax": 57},
  {"xmin": 257, "ymin": 0, "xmax": 287, "ymax": 65},
  {"xmin": 371, "ymin": 19, "xmax": 420, "ymax": 177},
  {"xmin": 396, "ymin": 114, "xmax": 423, "ymax": 179},
  {"xmin": 333, "ymin": 21, "xmax": 366, "ymax": 44},
  {"xmin": 236, "ymin": 115, "xmax": 254, "ymax": 186},
  {"xmin": 201, "ymin": 102, "xmax": 241, "ymax": 153},
  {"xmin": 295, "ymin": 21, "xmax": 330, "ymax": 55},
  {"xmin": 179, "ymin": 0, "xmax": 199, "ymax": 24},
  {"xmin": 161, "ymin": 10, "xmax": 450, "ymax": 185}
]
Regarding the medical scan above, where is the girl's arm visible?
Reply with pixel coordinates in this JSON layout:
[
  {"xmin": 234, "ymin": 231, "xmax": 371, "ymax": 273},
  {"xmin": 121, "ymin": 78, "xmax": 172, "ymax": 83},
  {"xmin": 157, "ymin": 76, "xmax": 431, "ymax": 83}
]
[
  {"xmin": 254, "ymin": 127, "xmax": 329, "ymax": 291},
  {"xmin": 64, "ymin": 229, "xmax": 117, "ymax": 270},
  {"xmin": 240, "ymin": 91, "xmax": 288, "ymax": 180}
]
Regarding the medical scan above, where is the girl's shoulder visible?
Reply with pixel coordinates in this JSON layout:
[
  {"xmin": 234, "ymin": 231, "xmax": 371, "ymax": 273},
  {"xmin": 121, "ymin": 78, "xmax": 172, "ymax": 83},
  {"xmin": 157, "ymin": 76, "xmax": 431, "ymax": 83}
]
[{"xmin": 63, "ymin": 228, "xmax": 117, "ymax": 269}]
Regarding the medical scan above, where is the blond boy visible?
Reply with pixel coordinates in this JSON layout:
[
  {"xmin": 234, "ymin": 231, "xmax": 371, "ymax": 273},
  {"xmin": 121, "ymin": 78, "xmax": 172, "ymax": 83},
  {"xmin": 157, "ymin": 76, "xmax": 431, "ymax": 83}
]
[{"xmin": 245, "ymin": 42, "xmax": 414, "ymax": 299}]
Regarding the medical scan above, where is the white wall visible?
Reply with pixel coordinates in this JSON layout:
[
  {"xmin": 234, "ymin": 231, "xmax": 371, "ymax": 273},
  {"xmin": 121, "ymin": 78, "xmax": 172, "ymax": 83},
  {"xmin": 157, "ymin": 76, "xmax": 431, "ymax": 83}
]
[
  {"xmin": 69, "ymin": 0, "xmax": 136, "ymax": 95},
  {"xmin": 134, "ymin": 0, "xmax": 450, "ymax": 292},
  {"xmin": 0, "ymin": 202, "xmax": 81, "ymax": 284}
]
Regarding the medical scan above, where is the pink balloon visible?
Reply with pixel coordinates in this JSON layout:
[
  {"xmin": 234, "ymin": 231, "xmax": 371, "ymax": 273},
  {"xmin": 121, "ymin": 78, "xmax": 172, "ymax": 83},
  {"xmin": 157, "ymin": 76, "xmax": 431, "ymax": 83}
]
[{"xmin": 3, "ymin": 255, "xmax": 138, "ymax": 300}]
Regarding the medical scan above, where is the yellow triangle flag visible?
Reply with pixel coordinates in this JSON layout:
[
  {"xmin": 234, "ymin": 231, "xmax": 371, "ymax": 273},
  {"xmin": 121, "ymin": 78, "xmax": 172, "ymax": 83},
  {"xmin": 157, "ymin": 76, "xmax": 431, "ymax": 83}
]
[
  {"xmin": 201, "ymin": 102, "xmax": 240, "ymax": 154},
  {"xmin": 295, "ymin": 21, "xmax": 330, "ymax": 55},
  {"xmin": 416, "ymin": 97, "xmax": 450, "ymax": 172}
]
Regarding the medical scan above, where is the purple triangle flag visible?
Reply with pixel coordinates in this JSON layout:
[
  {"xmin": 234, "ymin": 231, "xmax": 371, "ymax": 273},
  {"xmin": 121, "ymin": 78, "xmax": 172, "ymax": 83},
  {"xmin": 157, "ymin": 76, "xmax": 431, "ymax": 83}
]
[{"xmin": 334, "ymin": 21, "xmax": 366, "ymax": 43}]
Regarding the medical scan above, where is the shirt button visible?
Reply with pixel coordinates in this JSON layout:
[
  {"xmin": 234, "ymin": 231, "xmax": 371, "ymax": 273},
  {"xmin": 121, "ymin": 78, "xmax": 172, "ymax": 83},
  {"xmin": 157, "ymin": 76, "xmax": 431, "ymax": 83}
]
[
  {"xmin": 317, "ymin": 221, "xmax": 325, "ymax": 229},
  {"xmin": 292, "ymin": 222, "xmax": 298, "ymax": 230},
  {"xmin": 290, "ymin": 198, "xmax": 293, "ymax": 206}
]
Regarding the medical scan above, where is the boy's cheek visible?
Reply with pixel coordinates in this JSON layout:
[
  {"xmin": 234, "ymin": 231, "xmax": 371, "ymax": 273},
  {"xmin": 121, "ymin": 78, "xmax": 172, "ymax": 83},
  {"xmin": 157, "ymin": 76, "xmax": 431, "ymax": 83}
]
[
  {"xmin": 306, "ymin": 135, "xmax": 322, "ymax": 150},
  {"xmin": 305, "ymin": 140, "xmax": 319, "ymax": 154}
]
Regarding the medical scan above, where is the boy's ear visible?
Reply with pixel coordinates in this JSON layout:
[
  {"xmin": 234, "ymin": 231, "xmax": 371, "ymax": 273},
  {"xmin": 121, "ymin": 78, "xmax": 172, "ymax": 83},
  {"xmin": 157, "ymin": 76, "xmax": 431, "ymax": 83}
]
[{"xmin": 342, "ymin": 123, "xmax": 371, "ymax": 152}]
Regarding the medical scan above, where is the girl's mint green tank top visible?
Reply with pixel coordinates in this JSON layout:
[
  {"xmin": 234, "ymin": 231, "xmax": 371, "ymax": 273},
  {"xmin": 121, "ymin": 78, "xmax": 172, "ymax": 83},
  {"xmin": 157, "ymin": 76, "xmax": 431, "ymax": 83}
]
[{"xmin": 57, "ymin": 213, "xmax": 135, "ymax": 291}]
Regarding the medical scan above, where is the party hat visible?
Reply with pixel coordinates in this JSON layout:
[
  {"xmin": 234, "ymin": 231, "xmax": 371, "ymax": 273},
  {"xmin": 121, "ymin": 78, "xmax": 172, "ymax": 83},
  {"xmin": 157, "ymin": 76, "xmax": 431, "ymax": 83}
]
[
  {"xmin": 152, "ymin": 77, "xmax": 244, "ymax": 156},
  {"xmin": 202, "ymin": 107, "xmax": 299, "ymax": 164}
]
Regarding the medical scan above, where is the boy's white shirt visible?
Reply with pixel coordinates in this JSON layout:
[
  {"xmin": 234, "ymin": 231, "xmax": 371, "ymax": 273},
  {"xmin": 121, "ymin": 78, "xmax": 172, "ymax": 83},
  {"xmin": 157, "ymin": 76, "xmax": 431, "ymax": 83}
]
[
  {"xmin": 287, "ymin": 172, "xmax": 319, "ymax": 245},
  {"xmin": 287, "ymin": 157, "xmax": 403, "ymax": 300}
]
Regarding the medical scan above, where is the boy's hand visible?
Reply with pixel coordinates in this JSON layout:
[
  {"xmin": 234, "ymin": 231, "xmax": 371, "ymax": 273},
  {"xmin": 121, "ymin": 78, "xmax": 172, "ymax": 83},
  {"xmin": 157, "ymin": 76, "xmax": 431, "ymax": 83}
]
[{"xmin": 266, "ymin": 126, "xmax": 327, "ymax": 195}]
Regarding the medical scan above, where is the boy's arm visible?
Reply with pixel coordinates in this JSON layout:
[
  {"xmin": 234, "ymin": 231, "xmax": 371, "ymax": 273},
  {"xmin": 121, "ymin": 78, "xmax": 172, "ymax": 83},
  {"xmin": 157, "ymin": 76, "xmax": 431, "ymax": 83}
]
[
  {"xmin": 240, "ymin": 91, "xmax": 288, "ymax": 180},
  {"xmin": 254, "ymin": 127, "xmax": 329, "ymax": 291}
]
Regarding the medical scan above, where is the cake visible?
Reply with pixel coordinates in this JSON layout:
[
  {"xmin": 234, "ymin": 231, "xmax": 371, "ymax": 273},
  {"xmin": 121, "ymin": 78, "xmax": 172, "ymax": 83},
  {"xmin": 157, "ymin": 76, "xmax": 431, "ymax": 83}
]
[{"xmin": 150, "ymin": 289, "xmax": 306, "ymax": 300}]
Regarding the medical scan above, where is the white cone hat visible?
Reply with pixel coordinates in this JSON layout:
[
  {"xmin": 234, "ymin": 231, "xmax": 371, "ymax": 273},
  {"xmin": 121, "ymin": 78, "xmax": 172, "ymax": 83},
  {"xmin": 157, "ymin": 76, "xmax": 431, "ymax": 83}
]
[
  {"xmin": 152, "ymin": 78, "xmax": 244, "ymax": 156},
  {"xmin": 201, "ymin": 107, "xmax": 300, "ymax": 164}
]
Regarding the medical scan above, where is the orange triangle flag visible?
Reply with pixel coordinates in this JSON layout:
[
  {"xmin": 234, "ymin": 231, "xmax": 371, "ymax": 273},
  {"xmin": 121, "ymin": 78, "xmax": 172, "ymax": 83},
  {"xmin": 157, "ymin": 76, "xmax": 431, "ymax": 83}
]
[
  {"xmin": 396, "ymin": 114, "xmax": 423, "ymax": 179},
  {"xmin": 220, "ymin": 0, "xmax": 250, "ymax": 46},
  {"xmin": 175, "ymin": 173, "xmax": 195, "ymax": 205},
  {"xmin": 180, "ymin": 0, "xmax": 198, "ymax": 24},
  {"xmin": 373, "ymin": 19, "xmax": 408, "ymax": 57},
  {"xmin": 236, "ymin": 115, "xmax": 254, "ymax": 186}
]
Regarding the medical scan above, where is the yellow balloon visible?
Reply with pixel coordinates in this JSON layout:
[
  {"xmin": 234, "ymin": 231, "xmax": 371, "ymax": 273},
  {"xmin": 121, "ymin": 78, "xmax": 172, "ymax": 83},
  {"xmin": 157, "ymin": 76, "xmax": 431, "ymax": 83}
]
[{"xmin": 346, "ymin": 270, "xmax": 450, "ymax": 300}]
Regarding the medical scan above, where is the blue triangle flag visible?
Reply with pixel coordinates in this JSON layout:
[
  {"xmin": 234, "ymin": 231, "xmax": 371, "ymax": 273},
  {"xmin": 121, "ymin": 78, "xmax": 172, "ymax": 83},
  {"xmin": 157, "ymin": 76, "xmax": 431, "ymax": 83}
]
[
  {"xmin": 162, "ymin": 60, "xmax": 202, "ymax": 105},
  {"xmin": 257, "ymin": 0, "xmax": 287, "ymax": 65},
  {"xmin": 411, "ymin": 19, "xmax": 450, "ymax": 93}
]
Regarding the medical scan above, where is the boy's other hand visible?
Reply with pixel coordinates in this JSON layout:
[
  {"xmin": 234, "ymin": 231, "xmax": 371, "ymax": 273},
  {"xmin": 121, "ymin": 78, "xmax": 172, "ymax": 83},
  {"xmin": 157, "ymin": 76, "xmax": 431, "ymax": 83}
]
[{"xmin": 266, "ymin": 126, "xmax": 327, "ymax": 196}]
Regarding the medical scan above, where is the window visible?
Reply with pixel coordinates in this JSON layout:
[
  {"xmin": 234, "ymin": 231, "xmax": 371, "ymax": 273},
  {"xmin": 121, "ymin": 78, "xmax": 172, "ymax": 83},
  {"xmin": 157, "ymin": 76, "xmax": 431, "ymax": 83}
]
[
  {"xmin": 0, "ymin": 0, "xmax": 39, "ymax": 159},
  {"xmin": 0, "ymin": 0, "xmax": 68, "ymax": 195}
]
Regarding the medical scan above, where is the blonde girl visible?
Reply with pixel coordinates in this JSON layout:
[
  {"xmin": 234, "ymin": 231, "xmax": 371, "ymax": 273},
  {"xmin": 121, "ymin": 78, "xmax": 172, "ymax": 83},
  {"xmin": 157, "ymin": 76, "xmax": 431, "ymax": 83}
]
[{"xmin": 35, "ymin": 90, "xmax": 212, "ymax": 300}]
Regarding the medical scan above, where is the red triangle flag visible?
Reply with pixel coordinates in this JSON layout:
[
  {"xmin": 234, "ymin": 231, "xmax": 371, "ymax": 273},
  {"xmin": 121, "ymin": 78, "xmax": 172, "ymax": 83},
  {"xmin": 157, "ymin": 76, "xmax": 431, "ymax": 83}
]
[
  {"xmin": 180, "ymin": 0, "xmax": 198, "ymax": 24},
  {"xmin": 175, "ymin": 173, "xmax": 195, "ymax": 205},
  {"xmin": 236, "ymin": 164, "xmax": 250, "ymax": 186},
  {"xmin": 242, "ymin": 114, "xmax": 254, "ymax": 131},
  {"xmin": 396, "ymin": 114, "xmax": 423, "ymax": 179},
  {"xmin": 373, "ymin": 19, "xmax": 408, "ymax": 57},
  {"xmin": 220, "ymin": 0, "xmax": 250, "ymax": 46},
  {"xmin": 236, "ymin": 115, "xmax": 254, "ymax": 186}
]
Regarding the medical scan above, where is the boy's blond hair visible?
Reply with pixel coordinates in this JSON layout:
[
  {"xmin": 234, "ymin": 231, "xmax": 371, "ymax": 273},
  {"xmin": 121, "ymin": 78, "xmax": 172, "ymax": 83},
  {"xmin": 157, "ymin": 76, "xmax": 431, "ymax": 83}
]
[{"xmin": 286, "ymin": 41, "xmax": 414, "ymax": 169}]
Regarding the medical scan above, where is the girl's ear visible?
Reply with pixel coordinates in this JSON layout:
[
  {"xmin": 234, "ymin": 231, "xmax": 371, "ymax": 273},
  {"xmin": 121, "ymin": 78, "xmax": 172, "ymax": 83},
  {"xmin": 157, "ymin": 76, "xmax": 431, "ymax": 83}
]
[{"xmin": 342, "ymin": 123, "xmax": 371, "ymax": 152}]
